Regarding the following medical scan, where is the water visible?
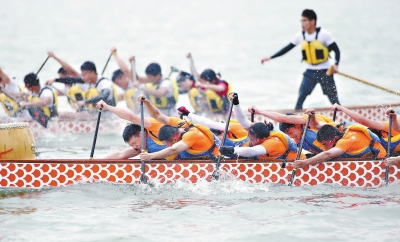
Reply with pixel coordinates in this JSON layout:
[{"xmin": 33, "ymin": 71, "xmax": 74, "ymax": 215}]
[{"xmin": 1, "ymin": 0, "xmax": 400, "ymax": 241}]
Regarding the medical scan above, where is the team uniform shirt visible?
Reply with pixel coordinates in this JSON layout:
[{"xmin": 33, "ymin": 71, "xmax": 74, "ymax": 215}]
[
  {"xmin": 227, "ymin": 121, "xmax": 248, "ymax": 140},
  {"xmin": 32, "ymin": 87, "xmax": 55, "ymax": 109},
  {"xmin": 258, "ymin": 136, "xmax": 305, "ymax": 160},
  {"xmin": 96, "ymin": 78, "xmax": 114, "ymax": 102},
  {"xmin": 291, "ymin": 28, "xmax": 335, "ymax": 70},
  {"xmin": 335, "ymin": 130, "xmax": 386, "ymax": 158},
  {"xmin": 4, "ymin": 82, "xmax": 20, "ymax": 94},
  {"xmin": 168, "ymin": 117, "xmax": 218, "ymax": 155}
]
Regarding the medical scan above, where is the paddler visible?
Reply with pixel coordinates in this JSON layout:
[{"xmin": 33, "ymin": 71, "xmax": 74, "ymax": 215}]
[
  {"xmin": 96, "ymin": 100, "xmax": 167, "ymax": 159},
  {"xmin": 137, "ymin": 94, "xmax": 220, "ymax": 161},
  {"xmin": 261, "ymin": 9, "xmax": 341, "ymax": 110},
  {"xmin": 331, "ymin": 104, "xmax": 400, "ymax": 155},
  {"xmin": 0, "ymin": 67, "xmax": 30, "ymax": 117},
  {"xmin": 219, "ymin": 93, "xmax": 305, "ymax": 160},
  {"xmin": 66, "ymin": 61, "xmax": 118, "ymax": 113},
  {"xmin": 293, "ymin": 112, "xmax": 387, "ymax": 169},
  {"xmin": 247, "ymin": 106, "xmax": 333, "ymax": 155},
  {"xmin": 187, "ymin": 53, "xmax": 230, "ymax": 114},
  {"xmin": 20, "ymin": 73, "xmax": 58, "ymax": 127},
  {"xmin": 136, "ymin": 62, "xmax": 178, "ymax": 116},
  {"xmin": 109, "ymin": 47, "xmax": 141, "ymax": 113},
  {"xmin": 44, "ymin": 51, "xmax": 88, "ymax": 110},
  {"xmin": 177, "ymin": 105, "xmax": 249, "ymax": 148}
]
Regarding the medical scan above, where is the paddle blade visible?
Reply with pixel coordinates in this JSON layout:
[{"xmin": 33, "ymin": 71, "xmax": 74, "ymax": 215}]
[{"xmin": 27, "ymin": 107, "xmax": 49, "ymax": 128}]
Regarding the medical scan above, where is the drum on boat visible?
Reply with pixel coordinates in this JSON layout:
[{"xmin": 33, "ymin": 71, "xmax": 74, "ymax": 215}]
[{"xmin": 0, "ymin": 122, "xmax": 36, "ymax": 160}]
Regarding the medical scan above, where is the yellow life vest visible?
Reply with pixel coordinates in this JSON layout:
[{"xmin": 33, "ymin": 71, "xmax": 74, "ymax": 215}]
[
  {"xmin": 205, "ymin": 80, "xmax": 231, "ymax": 114},
  {"xmin": 123, "ymin": 88, "xmax": 138, "ymax": 113},
  {"xmin": 188, "ymin": 80, "xmax": 232, "ymax": 114},
  {"xmin": 66, "ymin": 85, "xmax": 86, "ymax": 111},
  {"xmin": 146, "ymin": 78, "xmax": 179, "ymax": 109},
  {"xmin": 85, "ymin": 78, "xmax": 118, "ymax": 111},
  {"xmin": 301, "ymin": 27, "xmax": 329, "ymax": 65},
  {"xmin": 0, "ymin": 85, "xmax": 24, "ymax": 117},
  {"xmin": 188, "ymin": 88, "xmax": 206, "ymax": 113},
  {"xmin": 29, "ymin": 87, "xmax": 59, "ymax": 117}
]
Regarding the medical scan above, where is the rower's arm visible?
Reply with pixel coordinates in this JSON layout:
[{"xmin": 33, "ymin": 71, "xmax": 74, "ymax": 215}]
[
  {"xmin": 50, "ymin": 53, "xmax": 80, "ymax": 77},
  {"xmin": 306, "ymin": 147, "xmax": 344, "ymax": 166},
  {"xmin": 233, "ymin": 104, "xmax": 252, "ymax": 129},
  {"xmin": 112, "ymin": 51, "xmax": 132, "ymax": 80},
  {"xmin": 55, "ymin": 77, "xmax": 84, "ymax": 85},
  {"xmin": 101, "ymin": 147, "xmax": 139, "ymax": 159},
  {"xmin": 150, "ymin": 141, "xmax": 189, "ymax": 159},
  {"xmin": 141, "ymin": 95, "xmax": 169, "ymax": 124},
  {"xmin": 85, "ymin": 89, "xmax": 111, "ymax": 105},
  {"xmin": 333, "ymin": 104, "xmax": 385, "ymax": 130},
  {"xmin": 258, "ymin": 110, "xmax": 305, "ymax": 124},
  {"xmin": 328, "ymin": 42, "xmax": 340, "ymax": 65},
  {"xmin": 141, "ymin": 86, "xmax": 168, "ymax": 98},
  {"xmin": 99, "ymin": 101, "xmax": 152, "ymax": 127},
  {"xmin": 199, "ymin": 83, "xmax": 225, "ymax": 92},
  {"xmin": 270, "ymin": 43, "xmax": 296, "ymax": 59},
  {"xmin": 188, "ymin": 113, "xmax": 226, "ymax": 130},
  {"xmin": 233, "ymin": 145, "xmax": 266, "ymax": 157},
  {"xmin": 22, "ymin": 96, "xmax": 51, "ymax": 108}
]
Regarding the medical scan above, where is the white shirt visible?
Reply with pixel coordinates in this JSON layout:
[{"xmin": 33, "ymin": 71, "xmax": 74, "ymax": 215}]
[
  {"xmin": 291, "ymin": 28, "xmax": 335, "ymax": 70},
  {"xmin": 96, "ymin": 78, "xmax": 114, "ymax": 102},
  {"xmin": 4, "ymin": 82, "xmax": 20, "ymax": 94},
  {"xmin": 32, "ymin": 87, "xmax": 55, "ymax": 108},
  {"xmin": 159, "ymin": 78, "xmax": 174, "ymax": 98}
]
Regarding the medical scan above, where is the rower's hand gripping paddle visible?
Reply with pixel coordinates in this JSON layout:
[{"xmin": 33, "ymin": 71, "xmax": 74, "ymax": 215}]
[
  {"xmin": 288, "ymin": 112, "xmax": 313, "ymax": 186},
  {"xmin": 140, "ymin": 97, "xmax": 148, "ymax": 184},
  {"xmin": 385, "ymin": 110, "xmax": 394, "ymax": 186},
  {"xmin": 211, "ymin": 93, "xmax": 236, "ymax": 181}
]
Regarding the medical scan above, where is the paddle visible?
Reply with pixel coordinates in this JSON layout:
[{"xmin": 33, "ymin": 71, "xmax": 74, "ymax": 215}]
[
  {"xmin": 326, "ymin": 66, "xmax": 400, "ymax": 96},
  {"xmin": 50, "ymin": 85, "xmax": 76, "ymax": 103},
  {"xmin": 89, "ymin": 105, "xmax": 102, "ymax": 159},
  {"xmin": 333, "ymin": 109, "xmax": 337, "ymax": 122},
  {"xmin": 211, "ymin": 93, "xmax": 235, "ymax": 180},
  {"xmin": 289, "ymin": 113, "xmax": 313, "ymax": 186},
  {"xmin": 139, "ymin": 97, "xmax": 148, "ymax": 184},
  {"xmin": 101, "ymin": 53, "xmax": 113, "ymax": 77},
  {"xmin": 384, "ymin": 110, "xmax": 394, "ymax": 185},
  {"xmin": 36, "ymin": 56, "xmax": 50, "ymax": 76}
]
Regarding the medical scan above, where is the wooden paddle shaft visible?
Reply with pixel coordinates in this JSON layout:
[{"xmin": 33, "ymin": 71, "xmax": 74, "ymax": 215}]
[{"xmin": 326, "ymin": 66, "xmax": 400, "ymax": 96}]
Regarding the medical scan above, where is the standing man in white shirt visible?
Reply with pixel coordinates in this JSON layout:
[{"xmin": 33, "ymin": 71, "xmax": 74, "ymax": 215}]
[{"xmin": 261, "ymin": 9, "xmax": 341, "ymax": 110}]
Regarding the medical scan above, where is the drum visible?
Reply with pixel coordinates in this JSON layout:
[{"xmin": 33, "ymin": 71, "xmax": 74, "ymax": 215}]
[{"xmin": 0, "ymin": 122, "xmax": 36, "ymax": 160}]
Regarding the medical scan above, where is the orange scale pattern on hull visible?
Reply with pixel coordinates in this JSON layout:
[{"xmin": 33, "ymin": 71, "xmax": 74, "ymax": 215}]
[{"xmin": 1, "ymin": 160, "xmax": 400, "ymax": 188}]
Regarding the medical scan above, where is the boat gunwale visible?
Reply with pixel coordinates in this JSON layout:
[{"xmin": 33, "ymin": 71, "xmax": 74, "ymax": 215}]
[{"xmin": 0, "ymin": 158, "xmax": 389, "ymax": 165}]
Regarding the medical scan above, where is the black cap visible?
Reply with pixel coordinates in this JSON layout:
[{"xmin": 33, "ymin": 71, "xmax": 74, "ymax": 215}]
[
  {"xmin": 200, "ymin": 69, "xmax": 216, "ymax": 82},
  {"xmin": 80, "ymin": 61, "xmax": 97, "ymax": 73},
  {"xmin": 24, "ymin": 72, "xmax": 40, "ymax": 87}
]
